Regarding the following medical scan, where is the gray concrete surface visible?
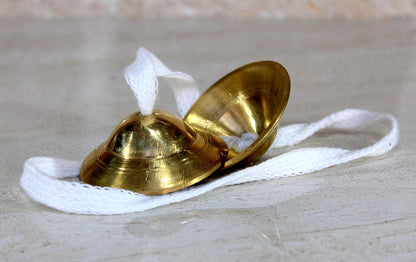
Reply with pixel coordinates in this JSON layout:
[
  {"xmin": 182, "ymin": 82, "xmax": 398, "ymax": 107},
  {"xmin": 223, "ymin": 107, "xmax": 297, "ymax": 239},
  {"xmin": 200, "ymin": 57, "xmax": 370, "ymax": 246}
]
[{"xmin": 1, "ymin": 18, "xmax": 415, "ymax": 261}]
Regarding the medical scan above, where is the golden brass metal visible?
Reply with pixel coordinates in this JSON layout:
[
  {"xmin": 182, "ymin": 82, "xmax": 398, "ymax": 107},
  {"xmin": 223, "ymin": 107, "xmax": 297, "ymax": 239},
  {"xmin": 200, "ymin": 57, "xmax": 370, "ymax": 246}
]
[
  {"xmin": 80, "ymin": 110, "xmax": 228, "ymax": 195},
  {"xmin": 184, "ymin": 61, "xmax": 290, "ymax": 170},
  {"xmin": 80, "ymin": 61, "xmax": 289, "ymax": 194}
]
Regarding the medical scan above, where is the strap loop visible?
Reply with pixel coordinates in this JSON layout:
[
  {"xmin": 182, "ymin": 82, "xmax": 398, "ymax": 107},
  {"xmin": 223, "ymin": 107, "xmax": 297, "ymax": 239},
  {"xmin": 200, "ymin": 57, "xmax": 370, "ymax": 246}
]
[{"xmin": 124, "ymin": 47, "xmax": 200, "ymax": 117}]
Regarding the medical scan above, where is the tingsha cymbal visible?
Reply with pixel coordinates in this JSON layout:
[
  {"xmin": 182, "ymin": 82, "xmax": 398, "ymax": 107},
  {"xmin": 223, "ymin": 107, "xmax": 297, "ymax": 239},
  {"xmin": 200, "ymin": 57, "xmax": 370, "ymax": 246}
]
[
  {"xmin": 80, "ymin": 110, "xmax": 228, "ymax": 195},
  {"xmin": 184, "ymin": 61, "xmax": 290, "ymax": 170}
]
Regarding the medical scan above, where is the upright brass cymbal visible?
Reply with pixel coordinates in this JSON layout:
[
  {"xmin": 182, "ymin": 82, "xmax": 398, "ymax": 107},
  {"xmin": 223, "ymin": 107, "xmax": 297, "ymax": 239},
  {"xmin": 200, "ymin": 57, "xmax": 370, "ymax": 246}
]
[
  {"xmin": 184, "ymin": 61, "xmax": 290, "ymax": 169},
  {"xmin": 80, "ymin": 110, "xmax": 228, "ymax": 195}
]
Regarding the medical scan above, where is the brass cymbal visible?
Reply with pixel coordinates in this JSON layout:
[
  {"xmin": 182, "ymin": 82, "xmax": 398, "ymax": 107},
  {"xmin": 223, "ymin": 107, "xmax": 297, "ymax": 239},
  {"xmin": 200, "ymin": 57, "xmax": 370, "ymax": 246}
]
[
  {"xmin": 184, "ymin": 61, "xmax": 290, "ymax": 170},
  {"xmin": 80, "ymin": 110, "xmax": 228, "ymax": 195}
]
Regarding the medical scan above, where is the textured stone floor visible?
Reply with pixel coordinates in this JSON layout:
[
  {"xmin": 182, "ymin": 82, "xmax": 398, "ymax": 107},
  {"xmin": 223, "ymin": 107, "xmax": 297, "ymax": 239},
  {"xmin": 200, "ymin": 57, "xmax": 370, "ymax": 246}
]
[{"xmin": 0, "ymin": 18, "xmax": 415, "ymax": 261}]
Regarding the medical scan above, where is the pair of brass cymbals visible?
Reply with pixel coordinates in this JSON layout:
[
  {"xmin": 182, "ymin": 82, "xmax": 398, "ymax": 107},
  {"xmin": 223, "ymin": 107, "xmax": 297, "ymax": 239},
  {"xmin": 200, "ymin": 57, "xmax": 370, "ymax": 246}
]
[{"xmin": 80, "ymin": 61, "xmax": 290, "ymax": 195}]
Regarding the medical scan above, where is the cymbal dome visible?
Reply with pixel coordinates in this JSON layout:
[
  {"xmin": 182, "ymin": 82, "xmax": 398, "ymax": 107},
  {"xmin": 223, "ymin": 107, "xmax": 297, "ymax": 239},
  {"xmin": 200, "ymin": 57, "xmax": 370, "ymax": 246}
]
[
  {"xmin": 80, "ymin": 110, "xmax": 228, "ymax": 195},
  {"xmin": 107, "ymin": 111, "xmax": 197, "ymax": 158}
]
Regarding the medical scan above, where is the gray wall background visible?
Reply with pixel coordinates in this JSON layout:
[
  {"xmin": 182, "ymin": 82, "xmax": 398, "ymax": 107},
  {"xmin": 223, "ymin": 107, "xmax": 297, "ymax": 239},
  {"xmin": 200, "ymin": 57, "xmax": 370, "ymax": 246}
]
[{"xmin": 1, "ymin": 0, "xmax": 415, "ymax": 19}]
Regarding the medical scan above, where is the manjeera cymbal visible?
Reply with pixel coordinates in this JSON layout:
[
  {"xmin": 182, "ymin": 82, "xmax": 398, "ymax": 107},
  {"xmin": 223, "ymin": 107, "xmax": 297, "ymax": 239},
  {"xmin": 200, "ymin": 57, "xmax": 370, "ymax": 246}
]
[
  {"xmin": 80, "ymin": 110, "xmax": 228, "ymax": 195},
  {"xmin": 184, "ymin": 61, "xmax": 290, "ymax": 169}
]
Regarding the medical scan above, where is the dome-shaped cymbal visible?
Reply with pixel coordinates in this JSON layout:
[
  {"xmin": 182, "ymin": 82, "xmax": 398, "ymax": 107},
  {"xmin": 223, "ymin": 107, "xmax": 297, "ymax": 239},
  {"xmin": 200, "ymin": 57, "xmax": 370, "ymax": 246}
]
[
  {"xmin": 80, "ymin": 110, "xmax": 228, "ymax": 195},
  {"xmin": 184, "ymin": 61, "xmax": 290, "ymax": 170}
]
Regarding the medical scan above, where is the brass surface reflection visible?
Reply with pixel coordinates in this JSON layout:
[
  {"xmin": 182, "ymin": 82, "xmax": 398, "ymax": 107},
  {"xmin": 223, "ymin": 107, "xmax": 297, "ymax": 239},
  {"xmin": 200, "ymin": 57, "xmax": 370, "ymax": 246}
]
[
  {"xmin": 184, "ymin": 61, "xmax": 290, "ymax": 169},
  {"xmin": 80, "ymin": 110, "xmax": 228, "ymax": 195}
]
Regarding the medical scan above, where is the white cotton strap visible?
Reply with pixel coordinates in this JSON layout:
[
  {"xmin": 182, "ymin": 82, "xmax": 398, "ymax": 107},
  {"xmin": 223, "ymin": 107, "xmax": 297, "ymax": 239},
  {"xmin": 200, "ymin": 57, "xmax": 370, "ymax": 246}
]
[
  {"xmin": 223, "ymin": 110, "xmax": 398, "ymax": 185},
  {"xmin": 221, "ymin": 132, "xmax": 259, "ymax": 153},
  {"xmin": 124, "ymin": 47, "xmax": 201, "ymax": 117},
  {"xmin": 20, "ymin": 109, "xmax": 398, "ymax": 215},
  {"xmin": 273, "ymin": 109, "xmax": 396, "ymax": 150}
]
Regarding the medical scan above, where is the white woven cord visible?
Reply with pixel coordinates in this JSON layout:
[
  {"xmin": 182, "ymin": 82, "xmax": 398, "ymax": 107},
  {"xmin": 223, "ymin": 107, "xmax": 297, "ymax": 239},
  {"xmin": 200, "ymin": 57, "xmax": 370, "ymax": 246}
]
[
  {"xmin": 20, "ymin": 109, "xmax": 398, "ymax": 215},
  {"xmin": 124, "ymin": 47, "xmax": 201, "ymax": 117},
  {"xmin": 20, "ymin": 48, "xmax": 399, "ymax": 215}
]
